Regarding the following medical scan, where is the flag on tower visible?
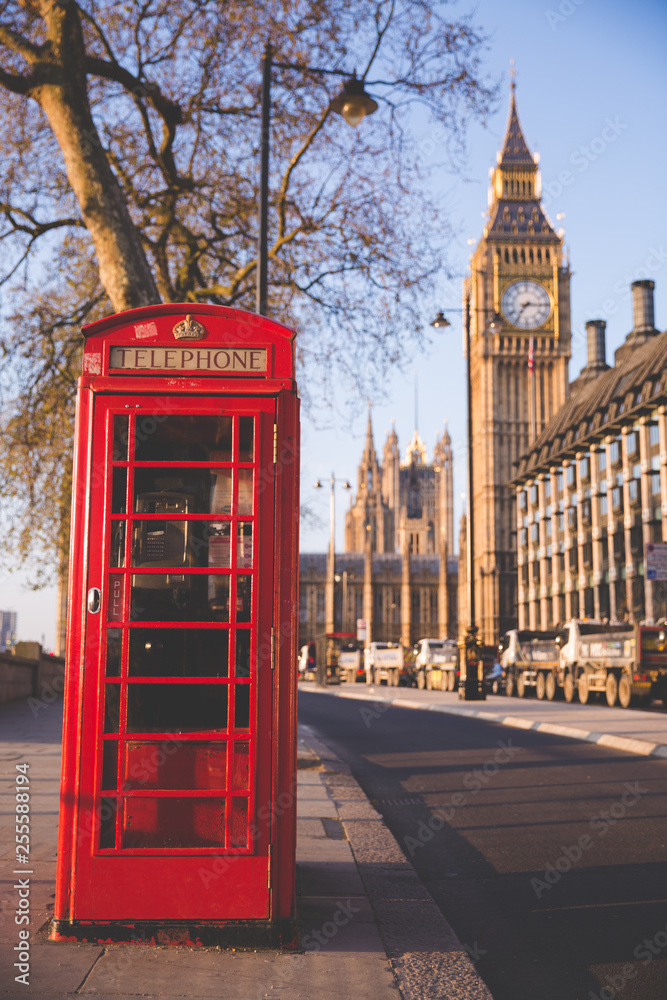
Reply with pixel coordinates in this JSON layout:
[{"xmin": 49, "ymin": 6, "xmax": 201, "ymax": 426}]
[{"xmin": 528, "ymin": 336, "xmax": 534, "ymax": 374}]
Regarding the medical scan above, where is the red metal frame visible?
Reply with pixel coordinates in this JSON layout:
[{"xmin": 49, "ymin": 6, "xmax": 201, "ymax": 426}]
[{"xmin": 53, "ymin": 306, "xmax": 299, "ymax": 946}]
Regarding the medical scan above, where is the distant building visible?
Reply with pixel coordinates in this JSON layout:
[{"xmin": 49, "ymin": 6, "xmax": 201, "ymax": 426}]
[
  {"xmin": 299, "ymin": 413, "xmax": 458, "ymax": 652},
  {"xmin": 512, "ymin": 280, "xmax": 667, "ymax": 628},
  {"xmin": 0, "ymin": 610, "xmax": 17, "ymax": 651}
]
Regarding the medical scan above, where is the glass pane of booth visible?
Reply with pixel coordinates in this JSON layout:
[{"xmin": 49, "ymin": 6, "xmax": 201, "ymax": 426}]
[
  {"xmin": 99, "ymin": 797, "xmax": 118, "ymax": 849},
  {"xmin": 128, "ymin": 628, "xmax": 229, "ymax": 677},
  {"xmin": 238, "ymin": 416, "xmax": 254, "ymax": 462},
  {"xmin": 106, "ymin": 629, "xmax": 122, "ymax": 676},
  {"xmin": 121, "ymin": 797, "xmax": 225, "ymax": 849},
  {"xmin": 126, "ymin": 683, "xmax": 229, "ymax": 733},
  {"xmin": 235, "ymin": 630, "xmax": 251, "ymax": 677},
  {"xmin": 101, "ymin": 741, "xmax": 118, "ymax": 790},
  {"xmin": 123, "ymin": 742, "xmax": 227, "ymax": 790},
  {"xmin": 131, "ymin": 520, "xmax": 231, "ymax": 568},
  {"xmin": 111, "ymin": 468, "xmax": 127, "ymax": 513},
  {"xmin": 104, "ymin": 684, "xmax": 120, "ymax": 733},
  {"xmin": 129, "ymin": 574, "xmax": 229, "ymax": 622},
  {"xmin": 112, "ymin": 414, "xmax": 129, "ymax": 461},
  {"xmin": 134, "ymin": 415, "xmax": 233, "ymax": 462},
  {"xmin": 133, "ymin": 468, "xmax": 232, "ymax": 516},
  {"xmin": 230, "ymin": 798, "xmax": 248, "ymax": 848}
]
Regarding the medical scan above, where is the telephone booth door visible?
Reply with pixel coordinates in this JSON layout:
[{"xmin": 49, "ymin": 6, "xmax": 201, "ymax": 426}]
[{"xmin": 74, "ymin": 394, "xmax": 275, "ymax": 920}]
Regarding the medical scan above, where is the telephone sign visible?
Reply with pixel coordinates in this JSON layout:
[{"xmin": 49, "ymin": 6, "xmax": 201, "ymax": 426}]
[{"xmin": 52, "ymin": 305, "xmax": 299, "ymax": 946}]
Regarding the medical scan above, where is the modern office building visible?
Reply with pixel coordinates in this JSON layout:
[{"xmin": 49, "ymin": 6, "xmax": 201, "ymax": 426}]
[{"xmin": 0, "ymin": 610, "xmax": 17, "ymax": 651}]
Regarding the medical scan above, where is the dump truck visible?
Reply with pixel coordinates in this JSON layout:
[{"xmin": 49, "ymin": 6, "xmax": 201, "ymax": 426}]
[
  {"xmin": 559, "ymin": 620, "xmax": 667, "ymax": 707},
  {"xmin": 414, "ymin": 638, "xmax": 459, "ymax": 691},
  {"xmin": 364, "ymin": 642, "xmax": 404, "ymax": 686},
  {"xmin": 338, "ymin": 648, "xmax": 364, "ymax": 683},
  {"xmin": 500, "ymin": 629, "xmax": 562, "ymax": 700},
  {"xmin": 502, "ymin": 620, "xmax": 667, "ymax": 708}
]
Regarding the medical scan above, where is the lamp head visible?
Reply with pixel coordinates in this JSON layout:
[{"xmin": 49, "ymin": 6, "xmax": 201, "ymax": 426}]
[
  {"xmin": 330, "ymin": 77, "xmax": 378, "ymax": 127},
  {"xmin": 488, "ymin": 312, "xmax": 504, "ymax": 335},
  {"xmin": 430, "ymin": 311, "xmax": 452, "ymax": 329}
]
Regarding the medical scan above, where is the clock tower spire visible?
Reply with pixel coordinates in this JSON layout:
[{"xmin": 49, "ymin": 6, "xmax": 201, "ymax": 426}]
[{"xmin": 463, "ymin": 82, "xmax": 571, "ymax": 644}]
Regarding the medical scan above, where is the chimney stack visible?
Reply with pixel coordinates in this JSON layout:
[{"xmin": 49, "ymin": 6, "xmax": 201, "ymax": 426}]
[
  {"xmin": 631, "ymin": 279, "xmax": 658, "ymax": 336},
  {"xmin": 614, "ymin": 279, "xmax": 660, "ymax": 365},
  {"xmin": 578, "ymin": 319, "xmax": 610, "ymax": 380}
]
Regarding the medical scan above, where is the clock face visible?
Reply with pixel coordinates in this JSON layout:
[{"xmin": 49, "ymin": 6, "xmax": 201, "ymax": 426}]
[{"xmin": 501, "ymin": 280, "xmax": 551, "ymax": 329}]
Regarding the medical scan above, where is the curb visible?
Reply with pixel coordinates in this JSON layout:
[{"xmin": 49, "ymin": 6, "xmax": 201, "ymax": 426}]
[
  {"xmin": 303, "ymin": 685, "xmax": 667, "ymax": 760},
  {"xmin": 298, "ymin": 723, "xmax": 495, "ymax": 1000}
]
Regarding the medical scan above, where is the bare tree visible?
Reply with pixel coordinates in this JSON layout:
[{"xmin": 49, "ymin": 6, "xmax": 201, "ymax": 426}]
[{"xmin": 0, "ymin": 0, "xmax": 494, "ymax": 584}]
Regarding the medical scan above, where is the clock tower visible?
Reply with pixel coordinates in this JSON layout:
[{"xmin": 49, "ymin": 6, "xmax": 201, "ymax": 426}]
[{"xmin": 464, "ymin": 83, "xmax": 571, "ymax": 643}]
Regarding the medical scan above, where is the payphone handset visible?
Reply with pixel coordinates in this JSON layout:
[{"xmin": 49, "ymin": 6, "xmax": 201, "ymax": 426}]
[{"xmin": 134, "ymin": 490, "xmax": 193, "ymax": 587}]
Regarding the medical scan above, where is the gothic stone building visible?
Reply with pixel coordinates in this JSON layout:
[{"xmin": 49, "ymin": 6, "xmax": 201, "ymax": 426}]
[
  {"xmin": 465, "ymin": 84, "xmax": 572, "ymax": 644},
  {"xmin": 513, "ymin": 280, "xmax": 667, "ymax": 628},
  {"xmin": 298, "ymin": 414, "xmax": 458, "ymax": 651}
]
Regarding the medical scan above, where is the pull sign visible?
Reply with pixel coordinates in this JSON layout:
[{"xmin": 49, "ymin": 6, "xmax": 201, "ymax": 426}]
[{"xmin": 87, "ymin": 588, "xmax": 101, "ymax": 614}]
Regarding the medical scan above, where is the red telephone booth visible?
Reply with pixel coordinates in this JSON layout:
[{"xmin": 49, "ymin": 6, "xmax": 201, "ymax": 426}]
[{"xmin": 51, "ymin": 305, "xmax": 299, "ymax": 946}]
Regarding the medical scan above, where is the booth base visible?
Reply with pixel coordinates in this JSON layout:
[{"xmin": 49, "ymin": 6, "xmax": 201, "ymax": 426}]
[{"xmin": 49, "ymin": 917, "xmax": 298, "ymax": 949}]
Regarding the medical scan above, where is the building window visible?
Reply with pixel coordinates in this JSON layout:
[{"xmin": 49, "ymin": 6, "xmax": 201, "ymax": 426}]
[
  {"xmin": 629, "ymin": 480, "xmax": 639, "ymax": 504},
  {"xmin": 597, "ymin": 451, "xmax": 607, "ymax": 472},
  {"xmin": 518, "ymin": 491, "xmax": 527, "ymax": 510},
  {"xmin": 566, "ymin": 465, "xmax": 575, "ymax": 487},
  {"xmin": 600, "ymin": 495, "xmax": 608, "ymax": 517},
  {"xmin": 626, "ymin": 432, "xmax": 638, "ymax": 456},
  {"xmin": 316, "ymin": 589, "xmax": 325, "ymax": 623},
  {"xmin": 610, "ymin": 440, "xmax": 621, "ymax": 465},
  {"xmin": 649, "ymin": 424, "xmax": 660, "ymax": 447},
  {"xmin": 579, "ymin": 457, "xmax": 590, "ymax": 481},
  {"xmin": 611, "ymin": 487, "xmax": 622, "ymax": 510},
  {"xmin": 544, "ymin": 479, "xmax": 552, "ymax": 500},
  {"xmin": 557, "ymin": 472, "xmax": 564, "ymax": 495},
  {"xmin": 530, "ymin": 484, "xmax": 538, "ymax": 505}
]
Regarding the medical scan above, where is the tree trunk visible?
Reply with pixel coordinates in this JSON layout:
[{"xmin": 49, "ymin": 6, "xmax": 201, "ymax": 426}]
[{"xmin": 30, "ymin": 3, "xmax": 160, "ymax": 312}]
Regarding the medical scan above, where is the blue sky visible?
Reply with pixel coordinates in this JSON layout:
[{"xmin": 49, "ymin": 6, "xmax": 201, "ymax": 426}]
[
  {"xmin": 3, "ymin": 0, "xmax": 666, "ymax": 648},
  {"xmin": 300, "ymin": 0, "xmax": 667, "ymax": 546}
]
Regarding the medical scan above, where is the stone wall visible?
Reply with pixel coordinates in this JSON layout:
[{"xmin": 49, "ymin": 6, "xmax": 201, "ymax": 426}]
[{"xmin": 0, "ymin": 649, "xmax": 66, "ymax": 706}]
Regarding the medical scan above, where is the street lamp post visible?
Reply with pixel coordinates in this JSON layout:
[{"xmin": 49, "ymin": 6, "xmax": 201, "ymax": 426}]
[
  {"xmin": 314, "ymin": 474, "xmax": 351, "ymax": 685},
  {"xmin": 256, "ymin": 42, "xmax": 378, "ymax": 316},
  {"xmin": 431, "ymin": 303, "xmax": 503, "ymax": 700}
]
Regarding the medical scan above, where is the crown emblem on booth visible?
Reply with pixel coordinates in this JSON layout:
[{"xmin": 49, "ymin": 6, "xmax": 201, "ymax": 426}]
[{"xmin": 173, "ymin": 314, "xmax": 207, "ymax": 340}]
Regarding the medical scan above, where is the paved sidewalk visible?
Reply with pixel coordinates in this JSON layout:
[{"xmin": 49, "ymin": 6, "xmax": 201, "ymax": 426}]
[
  {"xmin": 0, "ymin": 696, "xmax": 493, "ymax": 1000},
  {"xmin": 306, "ymin": 682, "xmax": 667, "ymax": 758}
]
